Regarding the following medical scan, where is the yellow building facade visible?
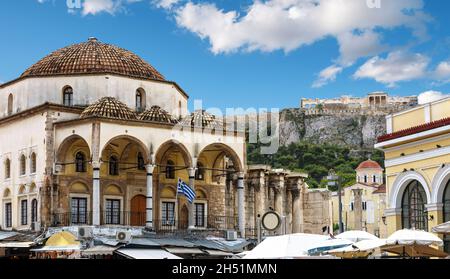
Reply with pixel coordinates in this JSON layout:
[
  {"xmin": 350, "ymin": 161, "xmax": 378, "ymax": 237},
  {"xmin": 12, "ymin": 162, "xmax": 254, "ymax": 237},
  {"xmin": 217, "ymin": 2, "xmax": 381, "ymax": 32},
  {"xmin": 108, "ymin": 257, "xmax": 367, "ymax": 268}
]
[
  {"xmin": 375, "ymin": 97, "xmax": 450, "ymax": 252},
  {"xmin": 331, "ymin": 160, "xmax": 387, "ymax": 237}
]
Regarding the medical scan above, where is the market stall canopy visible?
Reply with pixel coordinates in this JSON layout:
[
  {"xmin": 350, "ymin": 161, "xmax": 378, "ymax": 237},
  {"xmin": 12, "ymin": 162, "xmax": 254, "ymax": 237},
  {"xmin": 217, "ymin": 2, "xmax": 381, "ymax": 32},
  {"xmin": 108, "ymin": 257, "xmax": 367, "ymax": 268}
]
[
  {"xmin": 243, "ymin": 233, "xmax": 328, "ymax": 259},
  {"xmin": 432, "ymin": 221, "xmax": 450, "ymax": 234},
  {"xmin": 335, "ymin": 231, "xmax": 379, "ymax": 242},
  {"xmin": 386, "ymin": 229, "xmax": 443, "ymax": 246},
  {"xmin": 115, "ymin": 248, "xmax": 181, "ymax": 259},
  {"xmin": 81, "ymin": 245, "xmax": 118, "ymax": 256}
]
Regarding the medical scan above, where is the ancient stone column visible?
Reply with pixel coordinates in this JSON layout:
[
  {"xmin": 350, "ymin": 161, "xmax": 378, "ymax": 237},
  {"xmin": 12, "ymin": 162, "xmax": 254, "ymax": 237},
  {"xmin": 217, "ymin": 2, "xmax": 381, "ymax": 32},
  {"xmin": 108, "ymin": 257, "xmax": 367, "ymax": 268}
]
[
  {"xmin": 255, "ymin": 171, "xmax": 266, "ymax": 217},
  {"xmin": 274, "ymin": 176, "xmax": 284, "ymax": 216},
  {"xmin": 237, "ymin": 172, "xmax": 246, "ymax": 238},
  {"xmin": 292, "ymin": 189, "xmax": 302, "ymax": 233},
  {"xmin": 145, "ymin": 164, "xmax": 155, "ymax": 230},
  {"xmin": 353, "ymin": 189, "xmax": 363, "ymax": 230},
  {"xmin": 188, "ymin": 167, "xmax": 196, "ymax": 229}
]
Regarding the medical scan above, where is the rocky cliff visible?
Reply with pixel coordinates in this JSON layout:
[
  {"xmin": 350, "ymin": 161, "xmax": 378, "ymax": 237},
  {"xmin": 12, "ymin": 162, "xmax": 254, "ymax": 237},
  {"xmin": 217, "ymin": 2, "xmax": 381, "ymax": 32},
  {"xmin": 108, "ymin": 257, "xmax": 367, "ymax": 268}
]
[{"xmin": 279, "ymin": 109, "xmax": 386, "ymax": 150}]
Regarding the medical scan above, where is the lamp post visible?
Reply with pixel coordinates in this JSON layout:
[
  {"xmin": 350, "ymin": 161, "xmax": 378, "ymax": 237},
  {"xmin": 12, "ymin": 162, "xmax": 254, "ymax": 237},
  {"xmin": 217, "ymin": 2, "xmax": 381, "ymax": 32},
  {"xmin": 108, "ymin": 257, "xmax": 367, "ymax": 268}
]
[{"xmin": 327, "ymin": 169, "xmax": 343, "ymax": 233}]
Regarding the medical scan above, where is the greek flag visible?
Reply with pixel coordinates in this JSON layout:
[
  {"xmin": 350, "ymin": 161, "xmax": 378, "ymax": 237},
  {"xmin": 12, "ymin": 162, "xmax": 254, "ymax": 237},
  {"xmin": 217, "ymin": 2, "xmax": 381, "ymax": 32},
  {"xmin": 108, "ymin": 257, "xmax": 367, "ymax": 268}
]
[{"xmin": 177, "ymin": 178, "xmax": 196, "ymax": 203}]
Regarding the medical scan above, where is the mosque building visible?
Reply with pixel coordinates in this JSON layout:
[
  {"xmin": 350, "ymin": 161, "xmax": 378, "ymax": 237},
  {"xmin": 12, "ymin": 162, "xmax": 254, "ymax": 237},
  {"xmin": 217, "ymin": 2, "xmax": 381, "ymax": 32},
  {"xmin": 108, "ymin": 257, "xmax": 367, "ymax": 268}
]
[{"xmin": 0, "ymin": 38, "xmax": 248, "ymax": 236}]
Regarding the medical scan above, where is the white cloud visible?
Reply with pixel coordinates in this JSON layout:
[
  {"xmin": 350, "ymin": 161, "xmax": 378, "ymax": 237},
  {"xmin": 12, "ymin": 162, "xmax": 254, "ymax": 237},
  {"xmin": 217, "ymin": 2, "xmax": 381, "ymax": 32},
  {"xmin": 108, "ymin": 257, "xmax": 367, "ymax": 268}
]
[
  {"xmin": 172, "ymin": 0, "xmax": 428, "ymax": 55},
  {"xmin": 80, "ymin": 0, "xmax": 142, "ymax": 16},
  {"xmin": 312, "ymin": 65, "xmax": 343, "ymax": 88},
  {"xmin": 353, "ymin": 51, "xmax": 429, "ymax": 87},
  {"xmin": 434, "ymin": 60, "xmax": 450, "ymax": 82},
  {"xmin": 336, "ymin": 29, "xmax": 386, "ymax": 66},
  {"xmin": 417, "ymin": 90, "xmax": 449, "ymax": 105},
  {"xmin": 153, "ymin": 0, "xmax": 179, "ymax": 9}
]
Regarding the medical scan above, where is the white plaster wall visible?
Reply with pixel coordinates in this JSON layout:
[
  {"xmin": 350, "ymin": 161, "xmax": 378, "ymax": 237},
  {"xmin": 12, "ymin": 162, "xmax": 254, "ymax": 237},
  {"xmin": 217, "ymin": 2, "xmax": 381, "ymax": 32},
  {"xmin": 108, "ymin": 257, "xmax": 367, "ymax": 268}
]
[
  {"xmin": 0, "ymin": 75, "xmax": 188, "ymax": 118},
  {"xmin": 0, "ymin": 113, "xmax": 47, "ymax": 229}
]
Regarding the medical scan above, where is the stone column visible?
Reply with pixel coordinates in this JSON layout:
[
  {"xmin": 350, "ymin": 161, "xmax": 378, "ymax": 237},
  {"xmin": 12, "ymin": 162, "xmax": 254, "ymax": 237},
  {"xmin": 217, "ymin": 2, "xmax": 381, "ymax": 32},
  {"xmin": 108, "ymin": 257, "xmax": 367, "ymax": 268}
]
[
  {"xmin": 237, "ymin": 172, "xmax": 246, "ymax": 238},
  {"xmin": 92, "ymin": 160, "xmax": 101, "ymax": 226},
  {"xmin": 353, "ymin": 189, "xmax": 363, "ymax": 230},
  {"xmin": 255, "ymin": 171, "xmax": 266, "ymax": 217},
  {"xmin": 188, "ymin": 167, "xmax": 196, "ymax": 229},
  {"xmin": 91, "ymin": 122, "xmax": 101, "ymax": 226},
  {"xmin": 292, "ymin": 189, "xmax": 302, "ymax": 233},
  {"xmin": 145, "ymin": 164, "xmax": 156, "ymax": 230},
  {"xmin": 274, "ymin": 176, "xmax": 284, "ymax": 216}
]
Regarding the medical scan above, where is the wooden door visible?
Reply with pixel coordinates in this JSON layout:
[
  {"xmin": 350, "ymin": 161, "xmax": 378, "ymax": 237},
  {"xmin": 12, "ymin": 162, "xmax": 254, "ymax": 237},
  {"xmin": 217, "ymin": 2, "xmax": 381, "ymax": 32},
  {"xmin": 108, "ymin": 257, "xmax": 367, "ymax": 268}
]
[
  {"xmin": 130, "ymin": 195, "xmax": 146, "ymax": 226},
  {"xmin": 179, "ymin": 205, "xmax": 188, "ymax": 229}
]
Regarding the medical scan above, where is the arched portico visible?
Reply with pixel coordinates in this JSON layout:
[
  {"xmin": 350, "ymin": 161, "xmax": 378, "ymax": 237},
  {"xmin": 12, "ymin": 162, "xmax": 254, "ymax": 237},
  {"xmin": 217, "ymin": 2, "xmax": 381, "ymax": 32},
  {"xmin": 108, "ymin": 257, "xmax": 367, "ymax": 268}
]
[{"xmin": 389, "ymin": 171, "xmax": 431, "ymax": 210}]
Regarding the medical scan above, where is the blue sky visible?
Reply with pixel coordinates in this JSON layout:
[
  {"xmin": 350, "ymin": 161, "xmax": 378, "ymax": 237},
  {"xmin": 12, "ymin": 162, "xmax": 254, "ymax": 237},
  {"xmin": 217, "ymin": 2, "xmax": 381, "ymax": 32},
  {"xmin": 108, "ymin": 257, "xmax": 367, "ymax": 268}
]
[{"xmin": 0, "ymin": 0, "xmax": 450, "ymax": 110}]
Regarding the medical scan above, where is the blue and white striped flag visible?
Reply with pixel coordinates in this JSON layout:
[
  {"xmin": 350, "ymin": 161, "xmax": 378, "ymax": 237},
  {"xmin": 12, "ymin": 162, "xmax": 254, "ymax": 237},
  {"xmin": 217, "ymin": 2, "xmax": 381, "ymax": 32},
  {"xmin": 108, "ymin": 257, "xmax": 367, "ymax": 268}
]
[{"xmin": 177, "ymin": 178, "xmax": 196, "ymax": 203}]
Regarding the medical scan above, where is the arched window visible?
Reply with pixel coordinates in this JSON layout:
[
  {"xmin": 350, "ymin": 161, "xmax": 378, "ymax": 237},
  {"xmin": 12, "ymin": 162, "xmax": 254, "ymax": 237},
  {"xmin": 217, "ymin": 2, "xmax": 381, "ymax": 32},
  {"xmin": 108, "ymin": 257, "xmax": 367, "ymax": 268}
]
[
  {"xmin": 5, "ymin": 158, "xmax": 11, "ymax": 179},
  {"xmin": 135, "ymin": 88, "xmax": 145, "ymax": 112},
  {"xmin": 401, "ymin": 180, "xmax": 428, "ymax": 231},
  {"xmin": 63, "ymin": 86, "xmax": 73, "ymax": 106},
  {"xmin": 373, "ymin": 175, "xmax": 377, "ymax": 183},
  {"xmin": 178, "ymin": 101, "xmax": 182, "ymax": 119},
  {"xmin": 75, "ymin": 152, "xmax": 86, "ymax": 173},
  {"xmin": 364, "ymin": 175, "xmax": 368, "ymax": 184},
  {"xmin": 109, "ymin": 156, "xmax": 119, "ymax": 176},
  {"xmin": 137, "ymin": 152, "xmax": 145, "ymax": 171},
  {"xmin": 195, "ymin": 162, "xmax": 205, "ymax": 181},
  {"xmin": 443, "ymin": 181, "xmax": 450, "ymax": 253},
  {"xmin": 166, "ymin": 160, "xmax": 175, "ymax": 179},
  {"xmin": 7, "ymin": 93, "xmax": 13, "ymax": 115},
  {"xmin": 20, "ymin": 154, "xmax": 26, "ymax": 175},
  {"xmin": 30, "ymin": 153, "xmax": 37, "ymax": 174},
  {"xmin": 32, "ymin": 199, "xmax": 38, "ymax": 223}
]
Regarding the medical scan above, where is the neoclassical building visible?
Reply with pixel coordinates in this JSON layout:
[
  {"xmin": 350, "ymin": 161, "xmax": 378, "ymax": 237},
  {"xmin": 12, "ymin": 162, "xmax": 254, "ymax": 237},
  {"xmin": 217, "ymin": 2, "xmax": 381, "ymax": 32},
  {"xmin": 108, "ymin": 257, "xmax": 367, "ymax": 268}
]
[
  {"xmin": 0, "ymin": 38, "xmax": 247, "ymax": 236},
  {"xmin": 375, "ymin": 96, "xmax": 450, "ymax": 252}
]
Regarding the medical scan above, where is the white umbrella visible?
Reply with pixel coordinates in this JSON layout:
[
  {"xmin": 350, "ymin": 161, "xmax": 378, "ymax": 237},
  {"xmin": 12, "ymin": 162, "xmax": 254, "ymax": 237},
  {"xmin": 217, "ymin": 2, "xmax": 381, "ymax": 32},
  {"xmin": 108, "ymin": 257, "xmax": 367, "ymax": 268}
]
[
  {"xmin": 335, "ymin": 230, "xmax": 379, "ymax": 242},
  {"xmin": 307, "ymin": 238, "xmax": 354, "ymax": 256},
  {"xmin": 432, "ymin": 221, "xmax": 450, "ymax": 234},
  {"xmin": 327, "ymin": 239, "xmax": 387, "ymax": 258},
  {"xmin": 386, "ymin": 229, "xmax": 443, "ymax": 246},
  {"xmin": 243, "ymin": 233, "xmax": 328, "ymax": 259}
]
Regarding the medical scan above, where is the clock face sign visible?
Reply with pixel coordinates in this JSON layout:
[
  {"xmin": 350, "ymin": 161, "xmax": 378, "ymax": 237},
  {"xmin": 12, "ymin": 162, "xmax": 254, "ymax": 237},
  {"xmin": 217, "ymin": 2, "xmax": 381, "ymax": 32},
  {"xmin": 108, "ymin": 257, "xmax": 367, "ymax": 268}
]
[{"xmin": 261, "ymin": 211, "xmax": 281, "ymax": 231}]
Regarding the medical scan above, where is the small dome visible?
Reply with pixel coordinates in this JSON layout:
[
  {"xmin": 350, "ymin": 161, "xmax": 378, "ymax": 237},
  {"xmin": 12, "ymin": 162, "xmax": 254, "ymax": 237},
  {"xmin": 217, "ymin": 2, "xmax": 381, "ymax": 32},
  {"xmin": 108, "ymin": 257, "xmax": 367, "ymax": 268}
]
[
  {"xmin": 356, "ymin": 159, "xmax": 382, "ymax": 170},
  {"xmin": 179, "ymin": 110, "xmax": 223, "ymax": 129},
  {"xmin": 80, "ymin": 97, "xmax": 137, "ymax": 120},
  {"xmin": 138, "ymin": 106, "xmax": 178, "ymax": 124},
  {"xmin": 21, "ymin": 37, "xmax": 165, "ymax": 81}
]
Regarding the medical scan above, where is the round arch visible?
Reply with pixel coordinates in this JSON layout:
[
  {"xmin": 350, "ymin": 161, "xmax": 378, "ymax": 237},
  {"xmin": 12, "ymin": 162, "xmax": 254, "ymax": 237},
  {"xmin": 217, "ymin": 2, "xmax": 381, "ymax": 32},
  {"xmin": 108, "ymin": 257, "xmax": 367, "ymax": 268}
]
[
  {"xmin": 155, "ymin": 140, "xmax": 193, "ymax": 167},
  {"xmin": 389, "ymin": 171, "xmax": 431, "ymax": 209},
  {"xmin": 197, "ymin": 143, "xmax": 244, "ymax": 172},
  {"xmin": 56, "ymin": 134, "xmax": 91, "ymax": 163},
  {"xmin": 101, "ymin": 135, "xmax": 150, "ymax": 164},
  {"xmin": 3, "ymin": 188, "xmax": 11, "ymax": 198},
  {"xmin": 104, "ymin": 184, "xmax": 123, "ymax": 195},
  {"xmin": 431, "ymin": 164, "xmax": 450, "ymax": 204},
  {"xmin": 69, "ymin": 182, "xmax": 90, "ymax": 194}
]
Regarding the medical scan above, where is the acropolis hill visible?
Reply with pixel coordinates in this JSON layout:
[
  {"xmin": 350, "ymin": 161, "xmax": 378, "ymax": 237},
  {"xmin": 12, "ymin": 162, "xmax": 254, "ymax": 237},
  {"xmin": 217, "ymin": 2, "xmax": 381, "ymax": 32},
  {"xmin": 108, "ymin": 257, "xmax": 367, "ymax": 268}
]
[{"xmin": 300, "ymin": 92, "xmax": 418, "ymax": 116}]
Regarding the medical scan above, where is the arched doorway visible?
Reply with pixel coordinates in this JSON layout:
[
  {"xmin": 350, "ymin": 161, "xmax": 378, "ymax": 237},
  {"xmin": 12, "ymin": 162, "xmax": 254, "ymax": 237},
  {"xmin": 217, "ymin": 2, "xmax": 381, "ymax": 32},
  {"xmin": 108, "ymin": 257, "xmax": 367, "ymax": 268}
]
[
  {"xmin": 130, "ymin": 195, "xmax": 146, "ymax": 226},
  {"xmin": 401, "ymin": 180, "xmax": 428, "ymax": 231},
  {"xmin": 443, "ymin": 181, "xmax": 450, "ymax": 253}
]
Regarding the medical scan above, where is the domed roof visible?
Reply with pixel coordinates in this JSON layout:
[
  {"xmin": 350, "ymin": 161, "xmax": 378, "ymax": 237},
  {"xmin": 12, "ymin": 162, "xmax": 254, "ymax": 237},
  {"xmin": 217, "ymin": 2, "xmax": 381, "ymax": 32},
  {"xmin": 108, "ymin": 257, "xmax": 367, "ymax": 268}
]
[
  {"xmin": 80, "ymin": 97, "xmax": 137, "ymax": 120},
  {"xmin": 179, "ymin": 110, "xmax": 223, "ymax": 129},
  {"xmin": 21, "ymin": 37, "xmax": 165, "ymax": 81},
  {"xmin": 138, "ymin": 106, "xmax": 178, "ymax": 124},
  {"xmin": 356, "ymin": 159, "xmax": 383, "ymax": 170}
]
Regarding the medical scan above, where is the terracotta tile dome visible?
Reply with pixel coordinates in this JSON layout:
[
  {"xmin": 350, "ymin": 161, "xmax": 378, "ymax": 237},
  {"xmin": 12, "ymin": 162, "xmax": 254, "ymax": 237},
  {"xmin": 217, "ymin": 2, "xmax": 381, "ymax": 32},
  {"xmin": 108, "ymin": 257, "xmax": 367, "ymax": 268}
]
[
  {"xmin": 179, "ymin": 110, "xmax": 223, "ymax": 129},
  {"xmin": 80, "ymin": 97, "xmax": 137, "ymax": 120},
  {"xmin": 356, "ymin": 159, "xmax": 383, "ymax": 170},
  {"xmin": 20, "ymin": 37, "xmax": 165, "ymax": 81},
  {"xmin": 138, "ymin": 106, "xmax": 178, "ymax": 124}
]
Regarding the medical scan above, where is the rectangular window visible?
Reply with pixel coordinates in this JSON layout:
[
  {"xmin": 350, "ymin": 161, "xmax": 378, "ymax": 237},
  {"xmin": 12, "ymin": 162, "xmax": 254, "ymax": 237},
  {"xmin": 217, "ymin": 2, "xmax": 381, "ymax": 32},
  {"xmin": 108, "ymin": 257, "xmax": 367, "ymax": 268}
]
[
  {"xmin": 105, "ymin": 199, "xmax": 121, "ymax": 225},
  {"xmin": 21, "ymin": 199, "xmax": 28, "ymax": 225},
  {"xmin": 195, "ymin": 203, "xmax": 205, "ymax": 227},
  {"xmin": 161, "ymin": 202, "xmax": 175, "ymax": 226},
  {"xmin": 71, "ymin": 197, "xmax": 88, "ymax": 224},
  {"xmin": 5, "ymin": 203, "xmax": 12, "ymax": 228}
]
